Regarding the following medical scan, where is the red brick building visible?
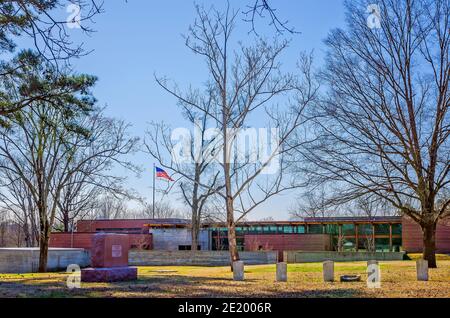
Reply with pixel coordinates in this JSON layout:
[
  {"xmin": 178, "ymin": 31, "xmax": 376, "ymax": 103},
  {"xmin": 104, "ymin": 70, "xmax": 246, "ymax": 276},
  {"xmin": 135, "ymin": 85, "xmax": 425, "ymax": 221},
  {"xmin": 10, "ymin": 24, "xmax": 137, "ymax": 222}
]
[
  {"xmin": 401, "ymin": 216, "xmax": 450, "ymax": 253},
  {"xmin": 76, "ymin": 218, "xmax": 189, "ymax": 233},
  {"xmin": 49, "ymin": 232, "xmax": 153, "ymax": 250},
  {"xmin": 49, "ymin": 216, "xmax": 450, "ymax": 253}
]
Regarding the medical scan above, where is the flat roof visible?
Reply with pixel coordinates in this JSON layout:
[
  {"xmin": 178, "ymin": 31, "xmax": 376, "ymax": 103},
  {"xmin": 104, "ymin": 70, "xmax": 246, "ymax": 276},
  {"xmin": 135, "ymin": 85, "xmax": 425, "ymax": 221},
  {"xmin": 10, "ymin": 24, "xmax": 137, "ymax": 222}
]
[
  {"xmin": 78, "ymin": 218, "xmax": 190, "ymax": 224},
  {"xmin": 141, "ymin": 216, "xmax": 403, "ymax": 228},
  {"xmin": 77, "ymin": 216, "xmax": 403, "ymax": 229},
  {"xmin": 303, "ymin": 216, "xmax": 402, "ymax": 222}
]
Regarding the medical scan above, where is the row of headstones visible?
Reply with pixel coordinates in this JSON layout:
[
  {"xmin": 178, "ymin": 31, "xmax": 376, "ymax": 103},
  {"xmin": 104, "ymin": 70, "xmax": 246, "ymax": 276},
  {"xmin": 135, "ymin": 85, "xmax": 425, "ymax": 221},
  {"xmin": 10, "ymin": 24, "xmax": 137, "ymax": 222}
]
[{"xmin": 232, "ymin": 259, "xmax": 430, "ymax": 282}]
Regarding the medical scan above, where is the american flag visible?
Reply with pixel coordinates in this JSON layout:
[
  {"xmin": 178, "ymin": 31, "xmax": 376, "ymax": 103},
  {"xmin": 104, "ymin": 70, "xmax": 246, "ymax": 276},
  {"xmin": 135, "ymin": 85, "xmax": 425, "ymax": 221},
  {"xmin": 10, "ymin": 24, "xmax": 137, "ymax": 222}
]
[{"xmin": 155, "ymin": 167, "xmax": 174, "ymax": 181}]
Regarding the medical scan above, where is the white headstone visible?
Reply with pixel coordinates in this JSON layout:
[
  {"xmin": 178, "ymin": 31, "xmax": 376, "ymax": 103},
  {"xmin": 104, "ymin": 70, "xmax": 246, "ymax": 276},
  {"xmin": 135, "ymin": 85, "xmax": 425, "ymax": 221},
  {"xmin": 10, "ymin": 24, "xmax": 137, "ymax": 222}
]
[
  {"xmin": 276, "ymin": 262, "xmax": 287, "ymax": 282},
  {"xmin": 367, "ymin": 260, "xmax": 379, "ymax": 266},
  {"xmin": 323, "ymin": 260, "xmax": 334, "ymax": 282},
  {"xmin": 367, "ymin": 260, "xmax": 381, "ymax": 288},
  {"xmin": 233, "ymin": 261, "xmax": 244, "ymax": 281},
  {"xmin": 416, "ymin": 259, "xmax": 429, "ymax": 281}
]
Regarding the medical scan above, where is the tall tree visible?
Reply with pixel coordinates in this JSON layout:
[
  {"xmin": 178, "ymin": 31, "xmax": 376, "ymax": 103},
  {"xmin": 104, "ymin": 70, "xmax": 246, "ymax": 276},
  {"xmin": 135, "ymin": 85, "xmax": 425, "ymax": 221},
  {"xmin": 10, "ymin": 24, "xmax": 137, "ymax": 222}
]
[
  {"xmin": 55, "ymin": 112, "xmax": 139, "ymax": 231},
  {"xmin": 243, "ymin": 0, "xmax": 298, "ymax": 34},
  {"xmin": 0, "ymin": 174, "xmax": 39, "ymax": 246},
  {"xmin": 145, "ymin": 98, "xmax": 222, "ymax": 251},
  {"xmin": 156, "ymin": 4, "xmax": 317, "ymax": 265},
  {"xmin": 301, "ymin": 0, "xmax": 449, "ymax": 267},
  {"xmin": 0, "ymin": 0, "xmax": 102, "ymax": 62},
  {"xmin": 135, "ymin": 200, "xmax": 184, "ymax": 220},
  {"xmin": 289, "ymin": 185, "xmax": 331, "ymax": 220},
  {"xmin": 0, "ymin": 51, "xmax": 137, "ymax": 271},
  {"xmin": 0, "ymin": 1, "xmax": 102, "ymax": 116}
]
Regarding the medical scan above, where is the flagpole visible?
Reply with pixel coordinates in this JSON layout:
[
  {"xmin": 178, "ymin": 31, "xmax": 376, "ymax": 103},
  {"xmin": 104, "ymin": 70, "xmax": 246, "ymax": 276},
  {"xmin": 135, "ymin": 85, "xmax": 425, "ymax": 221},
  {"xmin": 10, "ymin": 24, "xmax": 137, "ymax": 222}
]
[{"xmin": 152, "ymin": 163, "xmax": 155, "ymax": 219}]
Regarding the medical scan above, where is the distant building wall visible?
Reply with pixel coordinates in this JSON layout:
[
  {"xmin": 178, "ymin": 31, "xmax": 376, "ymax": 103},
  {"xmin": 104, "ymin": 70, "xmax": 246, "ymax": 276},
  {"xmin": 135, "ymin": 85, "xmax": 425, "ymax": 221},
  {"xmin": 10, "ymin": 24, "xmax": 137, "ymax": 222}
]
[
  {"xmin": 76, "ymin": 218, "xmax": 189, "ymax": 233},
  {"xmin": 49, "ymin": 233, "xmax": 152, "ymax": 250},
  {"xmin": 402, "ymin": 216, "xmax": 450, "ymax": 253},
  {"xmin": 149, "ymin": 228, "xmax": 210, "ymax": 251},
  {"xmin": 244, "ymin": 234, "xmax": 332, "ymax": 251},
  {"xmin": 77, "ymin": 219, "xmax": 150, "ymax": 233}
]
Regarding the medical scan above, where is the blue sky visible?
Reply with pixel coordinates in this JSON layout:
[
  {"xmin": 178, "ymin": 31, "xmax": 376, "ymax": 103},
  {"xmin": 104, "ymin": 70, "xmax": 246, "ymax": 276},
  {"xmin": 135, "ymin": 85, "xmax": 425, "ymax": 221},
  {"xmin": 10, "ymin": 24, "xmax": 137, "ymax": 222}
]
[{"xmin": 64, "ymin": 0, "xmax": 347, "ymax": 220}]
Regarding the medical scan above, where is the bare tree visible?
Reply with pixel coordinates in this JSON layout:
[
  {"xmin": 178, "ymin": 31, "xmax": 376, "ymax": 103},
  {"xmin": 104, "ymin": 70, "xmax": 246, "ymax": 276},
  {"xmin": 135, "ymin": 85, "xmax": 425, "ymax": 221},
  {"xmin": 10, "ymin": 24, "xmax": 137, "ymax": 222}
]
[
  {"xmin": 55, "ymin": 172, "xmax": 102, "ymax": 232},
  {"xmin": 243, "ymin": 0, "xmax": 298, "ymax": 35},
  {"xmin": 0, "ymin": 1, "xmax": 103, "ymax": 117},
  {"xmin": 145, "ymin": 93, "xmax": 223, "ymax": 251},
  {"xmin": 290, "ymin": 185, "xmax": 331, "ymax": 219},
  {"xmin": 155, "ymin": 4, "xmax": 318, "ymax": 265},
  {"xmin": 135, "ymin": 200, "xmax": 184, "ymax": 220},
  {"xmin": 0, "ymin": 54, "xmax": 137, "ymax": 271},
  {"xmin": 55, "ymin": 112, "xmax": 139, "ymax": 231},
  {"xmin": 0, "ymin": 96, "xmax": 93, "ymax": 271},
  {"xmin": 301, "ymin": 0, "xmax": 449, "ymax": 267},
  {"xmin": 0, "ymin": 174, "xmax": 39, "ymax": 246},
  {"xmin": 0, "ymin": 1, "xmax": 103, "ymax": 63},
  {"xmin": 89, "ymin": 195, "xmax": 130, "ymax": 220}
]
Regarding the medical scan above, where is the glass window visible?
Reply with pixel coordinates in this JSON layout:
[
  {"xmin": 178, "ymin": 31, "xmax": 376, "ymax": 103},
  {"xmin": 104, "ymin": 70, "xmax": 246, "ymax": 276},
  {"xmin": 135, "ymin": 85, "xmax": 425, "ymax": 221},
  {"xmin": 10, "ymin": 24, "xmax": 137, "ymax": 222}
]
[
  {"xmin": 212, "ymin": 237, "xmax": 228, "ymax": 251},
  {"xmin": 248, "ymin": 226, "xmax": 259, "ymax": 234},
  {"xmin": 392, "ymin": 223, "xmax": 402, "ymax": 235},
  {"xmin": 283, "ymin": 226, "xmax": 294, "ymax": 234},
  {"xmin": 342, "ymin": 224, "xmax": 355, "ymax": 235},
  {"xmin": 375, "ymin": 224, "xmax": 390, "ymax": 235},
  {"xmin": 392, "ymin": 237, "xmax": 402, "ymax": 252},
  {"xmin": 375, "ymin": 238, "xmax": 390, "ymax": 252},
  {"xmin": 325, "ymin": 224, "xmax": 339, "ymax": 235},
  {"xmin": 343, "ymin": 238, "xmax": 356, "ymax": 251},
  {"xmin": 296, "ymin": 225, "xmax": 306, "ymax": 234},
  {"xmin": 262, "ymin": 226, "xmax": 277, "ymax": 234},
  {"xmin": 358, "ymin": 224, "xmax": 373, "ymax": 235},
  {"xmin": 236, "ymin": 238, "xmax": 245, "ymax": 251},
  {"xmin": 308, "ymin": 224, "xmax": 323, "ymax": 234}
]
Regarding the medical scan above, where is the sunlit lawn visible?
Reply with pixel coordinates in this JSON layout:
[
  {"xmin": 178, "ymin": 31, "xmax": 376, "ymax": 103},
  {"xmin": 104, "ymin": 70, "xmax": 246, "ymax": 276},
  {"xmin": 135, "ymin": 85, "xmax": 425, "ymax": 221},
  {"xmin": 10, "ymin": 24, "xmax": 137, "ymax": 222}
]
[{"xmin": 0, "ymin": 258, "xmax": 449, "ymax": 298}]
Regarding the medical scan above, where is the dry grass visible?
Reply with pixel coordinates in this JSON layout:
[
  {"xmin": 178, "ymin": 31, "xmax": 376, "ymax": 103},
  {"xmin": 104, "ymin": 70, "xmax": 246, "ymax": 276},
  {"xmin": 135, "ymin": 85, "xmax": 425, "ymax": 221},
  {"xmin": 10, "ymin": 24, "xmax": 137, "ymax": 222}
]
[{"xmin": 0, "ymin": 260, "xmax": 449, "ymax": 298}]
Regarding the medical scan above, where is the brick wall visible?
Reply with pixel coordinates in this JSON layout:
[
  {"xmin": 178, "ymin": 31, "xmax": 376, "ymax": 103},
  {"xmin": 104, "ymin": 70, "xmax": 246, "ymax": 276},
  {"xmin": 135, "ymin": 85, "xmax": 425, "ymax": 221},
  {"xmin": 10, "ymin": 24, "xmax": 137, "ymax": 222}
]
[
  {"xmin": 244, "ymin": 234, "xmax": 332, "ymax": 251},
  {"xmin": 76, "ymin": 219, "xmax": 151, "ymax": 233},
  {"xmin": 76, "ymin": 218, "xmax": 189, "ymax": 233},
  {"xmin": 402, "ymin": 216, "xmax": 450, "ymax": 253},
  {"xmin": 49, "ymin": 233, "xmax": 153, "ymax": 250}
]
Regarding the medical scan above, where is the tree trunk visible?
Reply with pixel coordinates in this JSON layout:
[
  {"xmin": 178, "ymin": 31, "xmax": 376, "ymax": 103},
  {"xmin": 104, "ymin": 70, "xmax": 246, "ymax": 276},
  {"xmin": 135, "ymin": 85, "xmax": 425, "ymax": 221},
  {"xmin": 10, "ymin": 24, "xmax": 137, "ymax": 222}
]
[
  {"xmin": 38, "ymin": 230, "xmax": 49, "ymax": 272},
  {"xmin": 226, "ymin": 196, "xmax": 240, "ymax": 271},
  {"xmin": 422, "ymin": 222, "xmax": 437, "ymax": 268},
  {"xmin": 63, "ymin": 211, "xmax": 70, "ymax": 232},
  {"xmin": 38, "ymin": 201, "xmax": 50, "ymax": 272},
  {"xmin": 191, "ymin": 172, "xmax": 200, "ymax": 252},
  {"xmin": 191, "ymin": 208, "xmax": 199, "ymax": 251},
  {"xmin": 23, "ymin": 222, "xmax": 31, "ymax": 247}
]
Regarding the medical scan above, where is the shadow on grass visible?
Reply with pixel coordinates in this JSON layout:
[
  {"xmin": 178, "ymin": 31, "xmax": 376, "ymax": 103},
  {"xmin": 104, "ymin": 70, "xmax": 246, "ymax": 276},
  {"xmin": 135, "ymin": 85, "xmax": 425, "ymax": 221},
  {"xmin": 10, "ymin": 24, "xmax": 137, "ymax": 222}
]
[{"xmin": 0, "ymin": 274, "xmax": 366, "ymax": 298}]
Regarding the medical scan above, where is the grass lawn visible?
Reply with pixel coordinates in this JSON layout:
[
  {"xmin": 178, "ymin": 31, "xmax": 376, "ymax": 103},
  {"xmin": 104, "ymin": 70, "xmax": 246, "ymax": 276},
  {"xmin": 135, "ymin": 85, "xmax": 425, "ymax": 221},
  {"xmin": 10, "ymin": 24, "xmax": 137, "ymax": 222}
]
[{"xmin": 0, "ymin": 259, "xmax": 449, "ymax": 298}]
